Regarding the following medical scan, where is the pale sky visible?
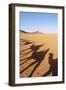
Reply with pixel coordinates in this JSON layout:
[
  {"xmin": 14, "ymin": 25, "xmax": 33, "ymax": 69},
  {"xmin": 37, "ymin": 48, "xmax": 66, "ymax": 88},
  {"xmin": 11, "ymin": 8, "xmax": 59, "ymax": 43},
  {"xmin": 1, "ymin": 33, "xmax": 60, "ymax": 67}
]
[{"xmin": 19, "ymin": 12, "xmax": 58, "ymax": 34}]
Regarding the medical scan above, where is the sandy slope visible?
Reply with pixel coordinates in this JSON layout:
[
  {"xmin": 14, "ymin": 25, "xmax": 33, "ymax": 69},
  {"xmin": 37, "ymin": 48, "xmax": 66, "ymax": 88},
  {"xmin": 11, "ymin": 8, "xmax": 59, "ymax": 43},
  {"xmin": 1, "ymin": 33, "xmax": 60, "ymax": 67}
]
[{"xmin": 20, "ymin": 31, "xmax": 58, "ymax": 78}]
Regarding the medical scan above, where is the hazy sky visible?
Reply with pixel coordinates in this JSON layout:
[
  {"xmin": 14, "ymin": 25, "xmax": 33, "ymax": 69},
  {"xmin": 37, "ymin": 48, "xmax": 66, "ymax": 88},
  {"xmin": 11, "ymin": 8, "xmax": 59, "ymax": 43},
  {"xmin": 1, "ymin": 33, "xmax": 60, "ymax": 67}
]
[{"xmin": 19, "ymin": 12, "xmax": 58, "ymax": 34}]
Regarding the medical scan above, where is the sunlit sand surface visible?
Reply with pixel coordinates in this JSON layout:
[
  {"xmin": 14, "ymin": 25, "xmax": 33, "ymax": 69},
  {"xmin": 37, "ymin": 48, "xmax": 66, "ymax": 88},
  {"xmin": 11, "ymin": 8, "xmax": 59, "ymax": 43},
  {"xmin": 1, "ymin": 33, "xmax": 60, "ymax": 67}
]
[{"xmin": 20, "ymin": 31, "xmax": 58, "ymax": 78}]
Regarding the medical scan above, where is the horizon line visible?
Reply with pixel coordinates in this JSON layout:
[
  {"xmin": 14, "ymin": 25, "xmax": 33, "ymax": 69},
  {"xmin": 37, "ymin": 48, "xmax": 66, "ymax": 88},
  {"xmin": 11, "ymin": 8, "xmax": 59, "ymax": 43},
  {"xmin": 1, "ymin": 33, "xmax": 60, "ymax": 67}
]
[{"xmin": 20, "ymin": 29, "xmax": 58, "ymax": 34}]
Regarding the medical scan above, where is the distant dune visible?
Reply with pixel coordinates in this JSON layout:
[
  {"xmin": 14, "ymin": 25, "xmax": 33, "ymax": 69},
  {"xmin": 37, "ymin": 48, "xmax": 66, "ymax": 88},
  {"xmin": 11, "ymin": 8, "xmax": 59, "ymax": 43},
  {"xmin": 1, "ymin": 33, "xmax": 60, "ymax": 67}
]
[
  {"xmin": 20, "ymin": 30, "xmax": 43, "ymax": 34},
  {"xmin": 20, "ymin": 31, "xmax": 58, "ymax": 78}
]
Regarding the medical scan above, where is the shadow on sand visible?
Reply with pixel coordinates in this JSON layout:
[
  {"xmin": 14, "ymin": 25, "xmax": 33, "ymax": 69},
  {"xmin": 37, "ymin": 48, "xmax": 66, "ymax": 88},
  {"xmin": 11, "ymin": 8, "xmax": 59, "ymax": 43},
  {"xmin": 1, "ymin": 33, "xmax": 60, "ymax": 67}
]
[
  {"xmin": 20, "ymin": 39, "xmax": 58, "ymax": 77},
  {"xmin": 42, "ymin": 53, "xmax": 58, "ymax": 76},
  {"xmin": 20, "ymin": 41, "xmax": 49, "ymax": 77}
]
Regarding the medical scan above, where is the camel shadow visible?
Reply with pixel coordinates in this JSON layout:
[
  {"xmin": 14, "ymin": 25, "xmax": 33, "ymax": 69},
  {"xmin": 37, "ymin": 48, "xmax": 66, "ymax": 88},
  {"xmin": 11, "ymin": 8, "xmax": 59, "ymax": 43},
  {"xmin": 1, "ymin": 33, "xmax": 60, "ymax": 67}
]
[
  {"xmin": 42, "ymin": 53, "xmax": 58, "ymax": 76},
  {"xmin": 20, "ymin": 43, "xmax": 49, "ymax": 77},
  {"xmin": 28, "ymin": 48, "xmax": 49, "ymax": 77},
  {"xmin": 20, "ymin": 39, "xmax": 34, "ymax": 46},
  {"xmin": 20, "ymin": 39, "xmax": 34, "ymax": 56},
  {"xmin": 20, "ymin": 44, "xmax": 44, "ymax": 60}
]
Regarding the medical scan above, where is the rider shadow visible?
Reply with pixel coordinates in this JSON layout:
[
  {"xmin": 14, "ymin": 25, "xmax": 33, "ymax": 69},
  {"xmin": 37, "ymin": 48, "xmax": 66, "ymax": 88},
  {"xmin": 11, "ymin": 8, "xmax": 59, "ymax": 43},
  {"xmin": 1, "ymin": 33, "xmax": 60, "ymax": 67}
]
[
  {"xmin": 42, "ymin": 53, "xmax": 58, "ymax": 76},
  {"xmin": 28, "ymin": 48, "xmax": 49, "ymax": 77},
  {"xmin": 20, "ymin": 44, "xmax": 49, "ymax": 77},
  {"xmin": 20, "ymin": 44, "xmax": 44, "ymax": 60}
]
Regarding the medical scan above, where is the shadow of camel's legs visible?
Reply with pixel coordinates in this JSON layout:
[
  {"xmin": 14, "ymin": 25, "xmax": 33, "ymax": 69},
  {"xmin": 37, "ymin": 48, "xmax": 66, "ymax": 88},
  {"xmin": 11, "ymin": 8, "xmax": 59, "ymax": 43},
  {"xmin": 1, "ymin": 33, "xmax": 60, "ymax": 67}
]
[
  {"xmin": 22, "ymin": 50, "xmax": 32, "ymax": 56},
  {"xmin": 20, "ymin": 56, "xmax": 31, "ymax": 61},
  {"xmin": 20, "ymin": 58, "xmax": 31, "ymax": 65},
  {"xmin": 20, "ymin": 48, "xmax": 30, "ymax": 53},
  {"xmin": 20, "ymin": 60, "xmax": 38, "ymax": 73},
  {"xmin": 29, "ymin": 61, "xmax": 42, "ymax": 77}
]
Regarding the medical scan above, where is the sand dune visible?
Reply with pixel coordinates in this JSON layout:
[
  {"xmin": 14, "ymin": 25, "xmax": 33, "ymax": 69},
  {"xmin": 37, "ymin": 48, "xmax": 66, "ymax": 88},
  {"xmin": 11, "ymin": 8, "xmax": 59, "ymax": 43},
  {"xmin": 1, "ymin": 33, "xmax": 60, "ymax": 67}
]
[{"xmin": 20, "ymin": 31, "xmax": 58, "ymax": 78}]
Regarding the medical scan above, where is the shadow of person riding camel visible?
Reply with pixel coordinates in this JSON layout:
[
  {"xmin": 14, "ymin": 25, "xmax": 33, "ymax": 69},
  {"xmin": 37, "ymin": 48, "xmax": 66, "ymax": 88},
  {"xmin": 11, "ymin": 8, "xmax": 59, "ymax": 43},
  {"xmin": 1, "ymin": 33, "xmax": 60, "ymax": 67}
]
[
  {"xmin": 23, "ymin": 44, "xmax": 44, "ymax": 56},
  {"xmin": 20, "ymin": 44, "xmax": 49, "ymax": 76},
  {"xmin": 42, "ymin": 53, "xmax": 58, "ymax": 76},
  {"xmin": 20, "ymin": 44, "xmax": 44, "ymax": 61},
  {"xmin": 28, "ymin": 47, "xmax": 49, "ymax": 77}
]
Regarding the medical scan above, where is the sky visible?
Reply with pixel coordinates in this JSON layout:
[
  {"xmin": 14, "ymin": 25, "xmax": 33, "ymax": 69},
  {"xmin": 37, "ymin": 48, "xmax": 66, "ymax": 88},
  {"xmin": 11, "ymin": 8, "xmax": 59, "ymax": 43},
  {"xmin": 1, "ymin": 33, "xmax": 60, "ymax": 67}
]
[{"xmin": 19, "ymin": 12, "xmax": 58, "ymax": 34}]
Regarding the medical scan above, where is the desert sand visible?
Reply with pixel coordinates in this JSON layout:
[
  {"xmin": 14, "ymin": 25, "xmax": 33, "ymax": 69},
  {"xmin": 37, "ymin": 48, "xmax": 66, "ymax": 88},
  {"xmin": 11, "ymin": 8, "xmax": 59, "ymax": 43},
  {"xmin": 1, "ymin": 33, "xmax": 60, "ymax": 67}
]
[{"xmin": 20, "ymin": 31, "xmax": 58, "ymax": 78}]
